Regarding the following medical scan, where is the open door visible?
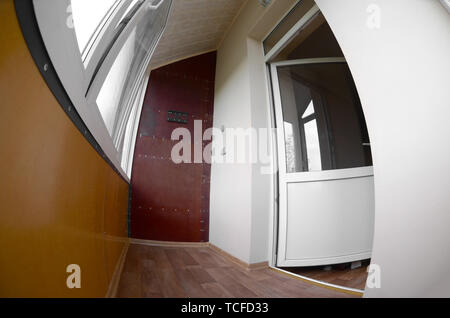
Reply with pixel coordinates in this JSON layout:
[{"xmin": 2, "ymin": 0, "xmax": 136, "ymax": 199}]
[{"xmin": 271, "ymin": 58, "xmax": 375, "ymax": 267}]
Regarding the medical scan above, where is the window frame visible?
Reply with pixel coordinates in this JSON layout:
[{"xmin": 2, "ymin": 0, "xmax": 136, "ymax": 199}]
[
  {"xmin": 264, "ymin": 3, "xmax": 320, "ymax": 63},
  {"xmin": 33, "ymin": 0, "xmax": 172, "ymax": 179}
]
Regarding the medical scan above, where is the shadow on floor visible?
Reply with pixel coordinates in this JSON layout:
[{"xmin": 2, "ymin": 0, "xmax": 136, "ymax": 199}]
[{"xmin": 281, "ymin": 259, "xmax": 371, "ymax": 290}]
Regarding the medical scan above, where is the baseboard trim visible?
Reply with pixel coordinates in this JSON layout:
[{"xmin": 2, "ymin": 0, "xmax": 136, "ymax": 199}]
[
  {"xmin": 105, "ymin": 240, "xmax": 130, "ymax": 298},
  {"xmin": 130, "ymin": 238, "xmax": 209, "ymax": 248},
  {"xmin": 248, "ymin": 261, "xmax": 270, "ymax": 271},
  {"xmin": 208, "ymin": 243, "xmax": 269, "ymax": 271}
]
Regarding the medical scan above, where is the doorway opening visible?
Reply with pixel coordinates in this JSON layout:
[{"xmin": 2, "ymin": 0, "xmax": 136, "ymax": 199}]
[{"xmin": 265, "ymin": 0, "xmax": 375, "ymax": 292}]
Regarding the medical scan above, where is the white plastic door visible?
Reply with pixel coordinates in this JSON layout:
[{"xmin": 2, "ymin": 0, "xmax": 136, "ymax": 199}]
[{"xmin": 271, "ymin": 58, "xmax": 375, "ymax": 267}]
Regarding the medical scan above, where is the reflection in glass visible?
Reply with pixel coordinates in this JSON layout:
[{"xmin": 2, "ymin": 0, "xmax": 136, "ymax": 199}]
[
  {"xmin": 97, "ymin": 28, "xmax": 137, "ymax": 136},
  {"xmin": 278, "ymin": 63, "xmax": 372, "ymax": 173},
  {"xmin": 302, "ymin": 100, "xmax": 314, "ymax": 118},
  {"xmin": 95, "ymin": 0, "xmax": 171, "ymax": 161},
  {"xmin": 116, "ymin": 0, "xmax": 143, "ymax": 28},
  {"xmin": 284, "ymin": 122, "xmax": 296, "ymax": 173},
  {"xmin": 304, "ymin": 118, "xmax": 322, "ymax": 171}
]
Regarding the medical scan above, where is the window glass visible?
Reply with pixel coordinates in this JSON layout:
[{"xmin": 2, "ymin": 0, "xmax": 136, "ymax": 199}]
[
  {"xmin": 96, "ymin": 28, "xmax": 137, "ymax": 136},
  {"xmin": 95, "ymin": 0, "xmax": 171, "ymax": 151},
  {"xmin": 71, "ymin": 0, "xmax": 118, "ymax": 56},
  {"xmin": 116, "ymin": 0, "xmax": 145, "ymax": 28},
  {"xmin": 277, "ymin": 63, "xmax": 372, "ymax": 172}
]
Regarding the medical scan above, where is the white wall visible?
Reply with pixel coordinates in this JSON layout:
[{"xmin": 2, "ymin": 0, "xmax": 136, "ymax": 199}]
[
  {"xmin": 209, "ymin": 2, "xmax": 258, "ymax": 263},
  {"xmin": 210, "ymin": 0, "xmax": 294, "ymax": 264},
  {"xmin": 315, "ymin": 0, "xmax": 450, "ymax": 297}
]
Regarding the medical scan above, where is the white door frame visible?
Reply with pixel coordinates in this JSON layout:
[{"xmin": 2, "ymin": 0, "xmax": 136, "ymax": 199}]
[
  {"xmin": 264, "ymin": 4, "xmax": 321, "ymax": 63},
  {"xmin": 264, "ymin": 2, "xmax": 324, "ymax": 268}
]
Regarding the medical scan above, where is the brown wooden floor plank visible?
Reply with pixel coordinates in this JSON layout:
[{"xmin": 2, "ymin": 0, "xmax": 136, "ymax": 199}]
[
  {"xmin": 188, "ymin": 266, "xmax": 216, "ymax": 285},
  {"xmin": 141, "ymin": 268, "xmax": 163, "ymax": 298},
  {"xmin": 178, "ymin": 248, "xmax": 200, "ymax": 267},
  {"xmin": 155, "ymin": 268, "xmax": 187, "ymax": 298},
  {"xmin": 205, "ymin": 267, "xmax": 261, "ymax": 298},
  {"xmin": 201, "ymin": 282, "xmax": 234, "ymax": 298},
  {"xmin": 225, "ymin": 267, "xmax": 283, "ymax": 298},
  {"xmin": 148, "ymin": 246, "xmax": 186, "ymax": 297},
  {"xmin": 165, "ymin": 247, "xmax": 187, "ymax": 268},
  {"xmin": 149, "ymin": 245, "xmax": 172, "ymax": 269},
  {"xmin": 244, "ymin": 268, "xmax": 274, "ymax": 282},
  {"xmin": 174, "ymin": 268, "xmax": 211, "ymax": 298},
  {"xmin": 186, "ymin": 247, "xmax": 223, "ymax": 268},
  {"xmin": 117, "ymin": 270, "xmax": 142, "ymax": 298},
  {"xmin": 117, "ymin": 244, "xmax": 359, "ymax": 298}
]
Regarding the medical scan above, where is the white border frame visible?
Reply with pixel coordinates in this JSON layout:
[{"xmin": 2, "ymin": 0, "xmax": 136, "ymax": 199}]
[
  {"xmin": 265, "ymin": 64, "xmax": 279, "ymax": 269},
  {"xmin": 123, "ymin": 70, "xmax": 150, "ymax": 177}
]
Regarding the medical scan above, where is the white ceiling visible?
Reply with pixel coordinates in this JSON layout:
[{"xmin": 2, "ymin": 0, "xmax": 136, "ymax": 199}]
[{"xmin": 148, "ymin": 0, "xmax": 247, "ymax": 70}]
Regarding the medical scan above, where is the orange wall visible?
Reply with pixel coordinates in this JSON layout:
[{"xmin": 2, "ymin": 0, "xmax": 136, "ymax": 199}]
[{"xmin": 0, "ymin": 1, "xmax": 129, "ymax": 297}]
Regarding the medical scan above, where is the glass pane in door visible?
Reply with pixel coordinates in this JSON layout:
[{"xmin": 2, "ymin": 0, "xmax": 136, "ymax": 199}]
[{"xmin": 276, "ymin": 62, "xmax": 372, "ymax": 173}]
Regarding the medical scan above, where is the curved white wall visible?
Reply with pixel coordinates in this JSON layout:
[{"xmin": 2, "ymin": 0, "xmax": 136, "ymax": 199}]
[{"xmin": 315, "ymin": 0, "xmax": 450, "ymax": 297}]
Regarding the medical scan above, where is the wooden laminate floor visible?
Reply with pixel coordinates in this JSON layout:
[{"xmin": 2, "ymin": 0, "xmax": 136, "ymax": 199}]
[{"xmin": 117, "ymin": 244, "xmax": 359, "ymax": 298}]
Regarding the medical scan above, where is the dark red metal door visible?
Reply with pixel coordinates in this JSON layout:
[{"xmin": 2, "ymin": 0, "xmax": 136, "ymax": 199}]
[{"xmin": 130, "ymin": 52, "xmax": 216, "ymax": 242}]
